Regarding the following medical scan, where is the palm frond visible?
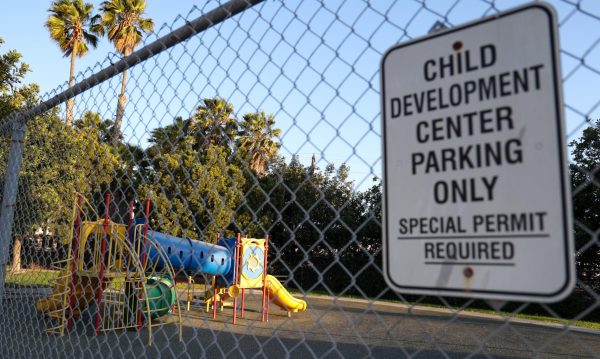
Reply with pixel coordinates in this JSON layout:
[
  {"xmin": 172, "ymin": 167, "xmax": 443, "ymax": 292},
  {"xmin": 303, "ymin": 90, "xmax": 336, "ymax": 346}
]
[
  {"xmin": 46, "ymin": 0, "xmax": 102, "ymax": 56},
  {"xmin": 100, "ymin": 0, "xmax": 153, "ymax": 55}
]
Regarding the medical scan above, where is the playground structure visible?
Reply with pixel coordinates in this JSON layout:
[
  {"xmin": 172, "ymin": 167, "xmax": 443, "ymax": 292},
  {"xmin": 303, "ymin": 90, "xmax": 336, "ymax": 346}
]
[
  {"xmin": 131, "ymin": 220, "xmax": 307, "ymax": 322},
  {"xmin": 35, "ymin": 194, "xmax": 307, "ymax": 343}
]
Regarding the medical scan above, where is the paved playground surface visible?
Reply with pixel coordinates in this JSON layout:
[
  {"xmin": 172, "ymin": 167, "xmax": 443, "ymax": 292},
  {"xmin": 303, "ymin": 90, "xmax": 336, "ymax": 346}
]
[{"xmin": 1, "ymin": 287, "xmax": 599, "ymax": 358}]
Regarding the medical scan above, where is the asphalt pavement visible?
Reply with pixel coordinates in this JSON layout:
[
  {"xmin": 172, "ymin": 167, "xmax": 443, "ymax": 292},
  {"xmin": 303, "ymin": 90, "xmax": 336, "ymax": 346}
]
[{"xmin": 0, "ymin": 288, "xmax": 598, "ymax": 358}]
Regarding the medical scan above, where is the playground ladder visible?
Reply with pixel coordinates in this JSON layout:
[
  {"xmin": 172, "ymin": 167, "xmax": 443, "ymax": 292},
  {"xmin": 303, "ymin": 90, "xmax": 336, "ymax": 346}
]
[{"xmin": 44, "ymin": 257, "xmax": 74, "ymax": 336}]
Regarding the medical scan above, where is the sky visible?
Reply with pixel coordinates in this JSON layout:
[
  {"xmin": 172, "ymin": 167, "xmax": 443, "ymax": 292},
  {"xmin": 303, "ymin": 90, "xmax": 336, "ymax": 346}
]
[
  {"xmin": 0, "ymin": 0, "xmax": 201, "ymax": 92},
  {"xmin": 1, "ymin": 0, "xmax": 600, "ymax": 190}
]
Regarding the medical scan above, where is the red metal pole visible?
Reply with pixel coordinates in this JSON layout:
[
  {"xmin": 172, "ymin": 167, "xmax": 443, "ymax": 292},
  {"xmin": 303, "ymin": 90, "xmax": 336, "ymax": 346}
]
[
  {"xmin": 211, "ymin": 233, "xmax": 220, "ymax": 320},
  {"xmin": 125, "ymin": 201, "xmax": 134, "ymax": 268},
  {"xmin": 239, "ymin": 234, "xmax": 247, "ymax": 318},
  {"xmin": 127, "ymin": 201, "xmax": 134, "ymax": 233},
  {"xmin": 137, "ymin": 198, "xmax": 151, "ymax": 330},
  {"xmin": 261, "ymin": 235, "xmax": 269, "ymax": 322},
  {"xmin": 126, "ymin": 200, "xmax": 135, "ymax": 328},
  {"xmin": 95, "ymin": 193, "xmax": 111, "ymax": 336},
  {"xmin": 264, "ymin": 235, "xmax": 269, "ymax": 322},
  {"xmin": 266, "ymin": 285, "xmax": 270, "ymax": 322},
  {"xmin": 136, "ymin": 280, "xmax": 143, "ymax": 329},
  {"xmin": 261, "ymin": 259, "xmax": 266, "ymax": 320},
  {"xmin": 212, "ymin": 285, "xmax": 217, "ymax": 319},
  {"xmin": 142, "ymin": 198, "xmax": 151, "ymax": 270},
  {"xmin": 241, "ymin": 288, "xmax": 245, "ymax": 318},
  {"xmin": 67, "ymin": 195, "xmax": 83, "ymax": 331},
  {"xmin": 232, "ymin": 233, "xmax": 241, "ymax": 324},
  {"xmin": 127, "ymin": 201, "xmax": 134, "ymax": 232}
]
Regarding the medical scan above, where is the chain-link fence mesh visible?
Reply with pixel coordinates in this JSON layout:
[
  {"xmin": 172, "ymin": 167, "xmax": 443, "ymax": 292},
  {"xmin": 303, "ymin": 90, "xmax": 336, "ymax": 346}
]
[{"xmin": 0, "ymin": 0, "xmax": 599, "ymax": 357}]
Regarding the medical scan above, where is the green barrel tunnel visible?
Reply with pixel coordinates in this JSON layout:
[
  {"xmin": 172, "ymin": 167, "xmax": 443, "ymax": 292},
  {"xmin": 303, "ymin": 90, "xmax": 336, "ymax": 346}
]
[{"xmin": 125, "ymin": 276, "xmax": 176, "ymax": 324}]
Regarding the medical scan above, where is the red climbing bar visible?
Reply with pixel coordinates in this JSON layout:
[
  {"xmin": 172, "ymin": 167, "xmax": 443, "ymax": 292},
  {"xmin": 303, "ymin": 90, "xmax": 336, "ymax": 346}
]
[
  {"xmin": 232, "ymin": 233, "xmax": 241, "ymax": 324},
  {"xmin": 142, "ymin": 198, "xmax": 151, "ymax": 270},
  {"xmin": 241, "ymin": 288, "xmax": 245, "ymax": 318},
  {"xmin": 127, "ymin": 201, "xmax": 134, "ymax": 232},
  {"xmin": 125, "ymin": 200, "xmax": 134, "ymax": 267},
  {"xmin": 67, "ymin": 195, "xmax": 83, "ymax": 331},
  {"xmin": 95, "ymin": 193, "xmax": 111, "ymax": 336},
  {"xmin": 212, "ymin": 285, "xmax": 217, "ymax": 319},
  {"xmin": 212, "ymin": 233, "xmax": 220, "ymax": 320},
  {"xmin": 137, "ymin": 198, "xmax": 151, "ymax": 329},
  {"xmin": 265, "ymin": 235, "xmax": 269, "ymax": 322},
  {"xmin": 261, "ymin": 234, "xmax": 269, "ymax": 322}
]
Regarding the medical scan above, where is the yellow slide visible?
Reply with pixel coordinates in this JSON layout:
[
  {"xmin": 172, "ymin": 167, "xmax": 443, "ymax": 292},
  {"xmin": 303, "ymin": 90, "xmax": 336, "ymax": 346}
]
[{"xmin": 265, "ymin": 274, "xmax": 307, "ymax": 312}]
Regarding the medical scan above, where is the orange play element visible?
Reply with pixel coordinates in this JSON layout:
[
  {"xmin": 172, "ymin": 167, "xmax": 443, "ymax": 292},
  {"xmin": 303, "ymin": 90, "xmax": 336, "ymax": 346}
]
[{"xmin": 35, "ymin": 273, "xmax": 105, "ymax": 318}]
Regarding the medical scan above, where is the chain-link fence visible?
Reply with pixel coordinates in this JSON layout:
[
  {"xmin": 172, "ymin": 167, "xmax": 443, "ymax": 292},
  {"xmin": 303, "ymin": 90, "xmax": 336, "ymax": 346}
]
[{"xmin": 0, "ymin": 0, "xmax": 599, "ymax": 357}]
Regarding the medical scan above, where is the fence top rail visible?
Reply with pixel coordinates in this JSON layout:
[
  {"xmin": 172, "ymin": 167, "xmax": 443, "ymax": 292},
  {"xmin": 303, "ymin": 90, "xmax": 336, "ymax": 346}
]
[{"xmin": 0, "ymin": 0, "xmax": 264, "ymax": 134}]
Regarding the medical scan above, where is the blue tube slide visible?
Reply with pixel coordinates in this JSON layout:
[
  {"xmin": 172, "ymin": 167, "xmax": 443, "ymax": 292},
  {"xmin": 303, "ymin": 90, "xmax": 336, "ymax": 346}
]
[{"xmin": 130, "ymin": 219, "xmax": 237, "ymax": 279}]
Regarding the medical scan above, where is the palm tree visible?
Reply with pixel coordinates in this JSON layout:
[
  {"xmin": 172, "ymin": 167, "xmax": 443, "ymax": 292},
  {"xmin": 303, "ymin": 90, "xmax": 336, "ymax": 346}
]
[
  {"xmin": 237, "ymin": 111, "xmax": 281, "ymax": 176},
  {"xmin": 190, "ymin": 98, "xmax": 238, "ymax": 150},
  {"xmin": 46, "ymin": 0, "xmax": 102, "ymax": 127},
  {"xmin": 100, "ymin": 0, "xmax": 154, "ymax": 146},
  {"xmin": 148, "ymin": 116, "xmax": 190, "ymax": 155}
]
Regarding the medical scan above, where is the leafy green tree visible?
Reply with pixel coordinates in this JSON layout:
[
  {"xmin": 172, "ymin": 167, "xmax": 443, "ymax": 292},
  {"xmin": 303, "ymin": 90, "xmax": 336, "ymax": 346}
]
[
  {"xmin": 569, "ymin": 120, "xmax": 600, "ymax": 289},
  {"xmin": 141, "ymin": 99, "xmax": 282, "ymax": 242},
  {"xmin": 74, "ymin": 111, "xmax": 145, "ymax": 217},
  {"xmin": 147, "ymin": 116, "xmax": 189, "ymax": 155},
  {"xmin": 0, "ymin": 38, "xmax": 36, "ymax": 272},
  {"xmin": 237, "ymin": 111, "xmax": 281, "ymax": 176},
  {"xmin": 100, "ymin": 0, "xmax": 154, "ymax": 145},
  {"xmin": 18, "ymin": 111, "xmax": 120, "ymax": 230},
  {"xmin": 0, "ymin": 38, "xmax": 32, "ymax": 119},
  {"xmin": 46, "ymin": 0, "xmax": 102, "ymax": 126},
  {"xmin": 0, "ymin": 108, "xmax": 120, "ymax": 272},
  {"xmin": 352, "ymin": 178, "xmax": 385, "ymax": 297},
  {"xmin": 241, "ymin": 157, "xmax": 376, "ymax": 295},
  {"xmin": 141, "ymin": 142, "xmax": 246, "ymax": 240},
  {"xmin": 74, "ymin": 111, "xmax": 114, "ymax": 143},
  {"xmin": 0, "ymin": 39, "xmax": 121, "ymax": 271},
  {"xmin": 146, "ymin": 105, "xmax": 231, "ymax": 163}
]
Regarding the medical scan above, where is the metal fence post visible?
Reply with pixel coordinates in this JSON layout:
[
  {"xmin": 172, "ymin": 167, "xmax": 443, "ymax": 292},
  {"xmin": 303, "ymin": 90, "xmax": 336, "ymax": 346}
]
[{"xmin": 0, "ymin": 120, "xmax": 26, "ymax": 300}]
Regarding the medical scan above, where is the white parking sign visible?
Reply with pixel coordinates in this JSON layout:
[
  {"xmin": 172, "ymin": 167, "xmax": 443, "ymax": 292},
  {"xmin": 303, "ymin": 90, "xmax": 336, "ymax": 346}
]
[{"xmin": 381, "ymin": 3, "xmax": 574, "ymax": 302}]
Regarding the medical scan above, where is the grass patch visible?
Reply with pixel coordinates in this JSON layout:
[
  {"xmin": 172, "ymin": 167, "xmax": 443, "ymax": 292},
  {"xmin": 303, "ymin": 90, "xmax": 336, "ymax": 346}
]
[
  {"xmin": 107, "ymin": 277, "xmax": 206, "ymax": 291},
  {"xmin": 301, "ymin": 289, "xmax": 600, "ymax": 330},
  {"xmin": 461, "ymin": 307, "xmax": 600, "ymax": 330},
  {"xmin": 5, "ymin": 270, "xmax": 58, "ymax": 287},
  {"xmin": 5, "ymin": 269, "xmax": 206, "ymax": 291}
]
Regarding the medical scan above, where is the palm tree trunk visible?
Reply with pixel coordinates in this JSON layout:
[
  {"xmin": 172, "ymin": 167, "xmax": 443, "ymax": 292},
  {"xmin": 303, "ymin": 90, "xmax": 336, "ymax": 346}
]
[
  {"xmin": 66, "ymin": 42, "xmax": 78, "ymax": 127},
  {"xmin": 112, "ymin": 48, "xmax": 131, "ymax": 146},
  {"xmin": 10, "ymin": 235, "xmax": 22, "ymax": 273}
]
